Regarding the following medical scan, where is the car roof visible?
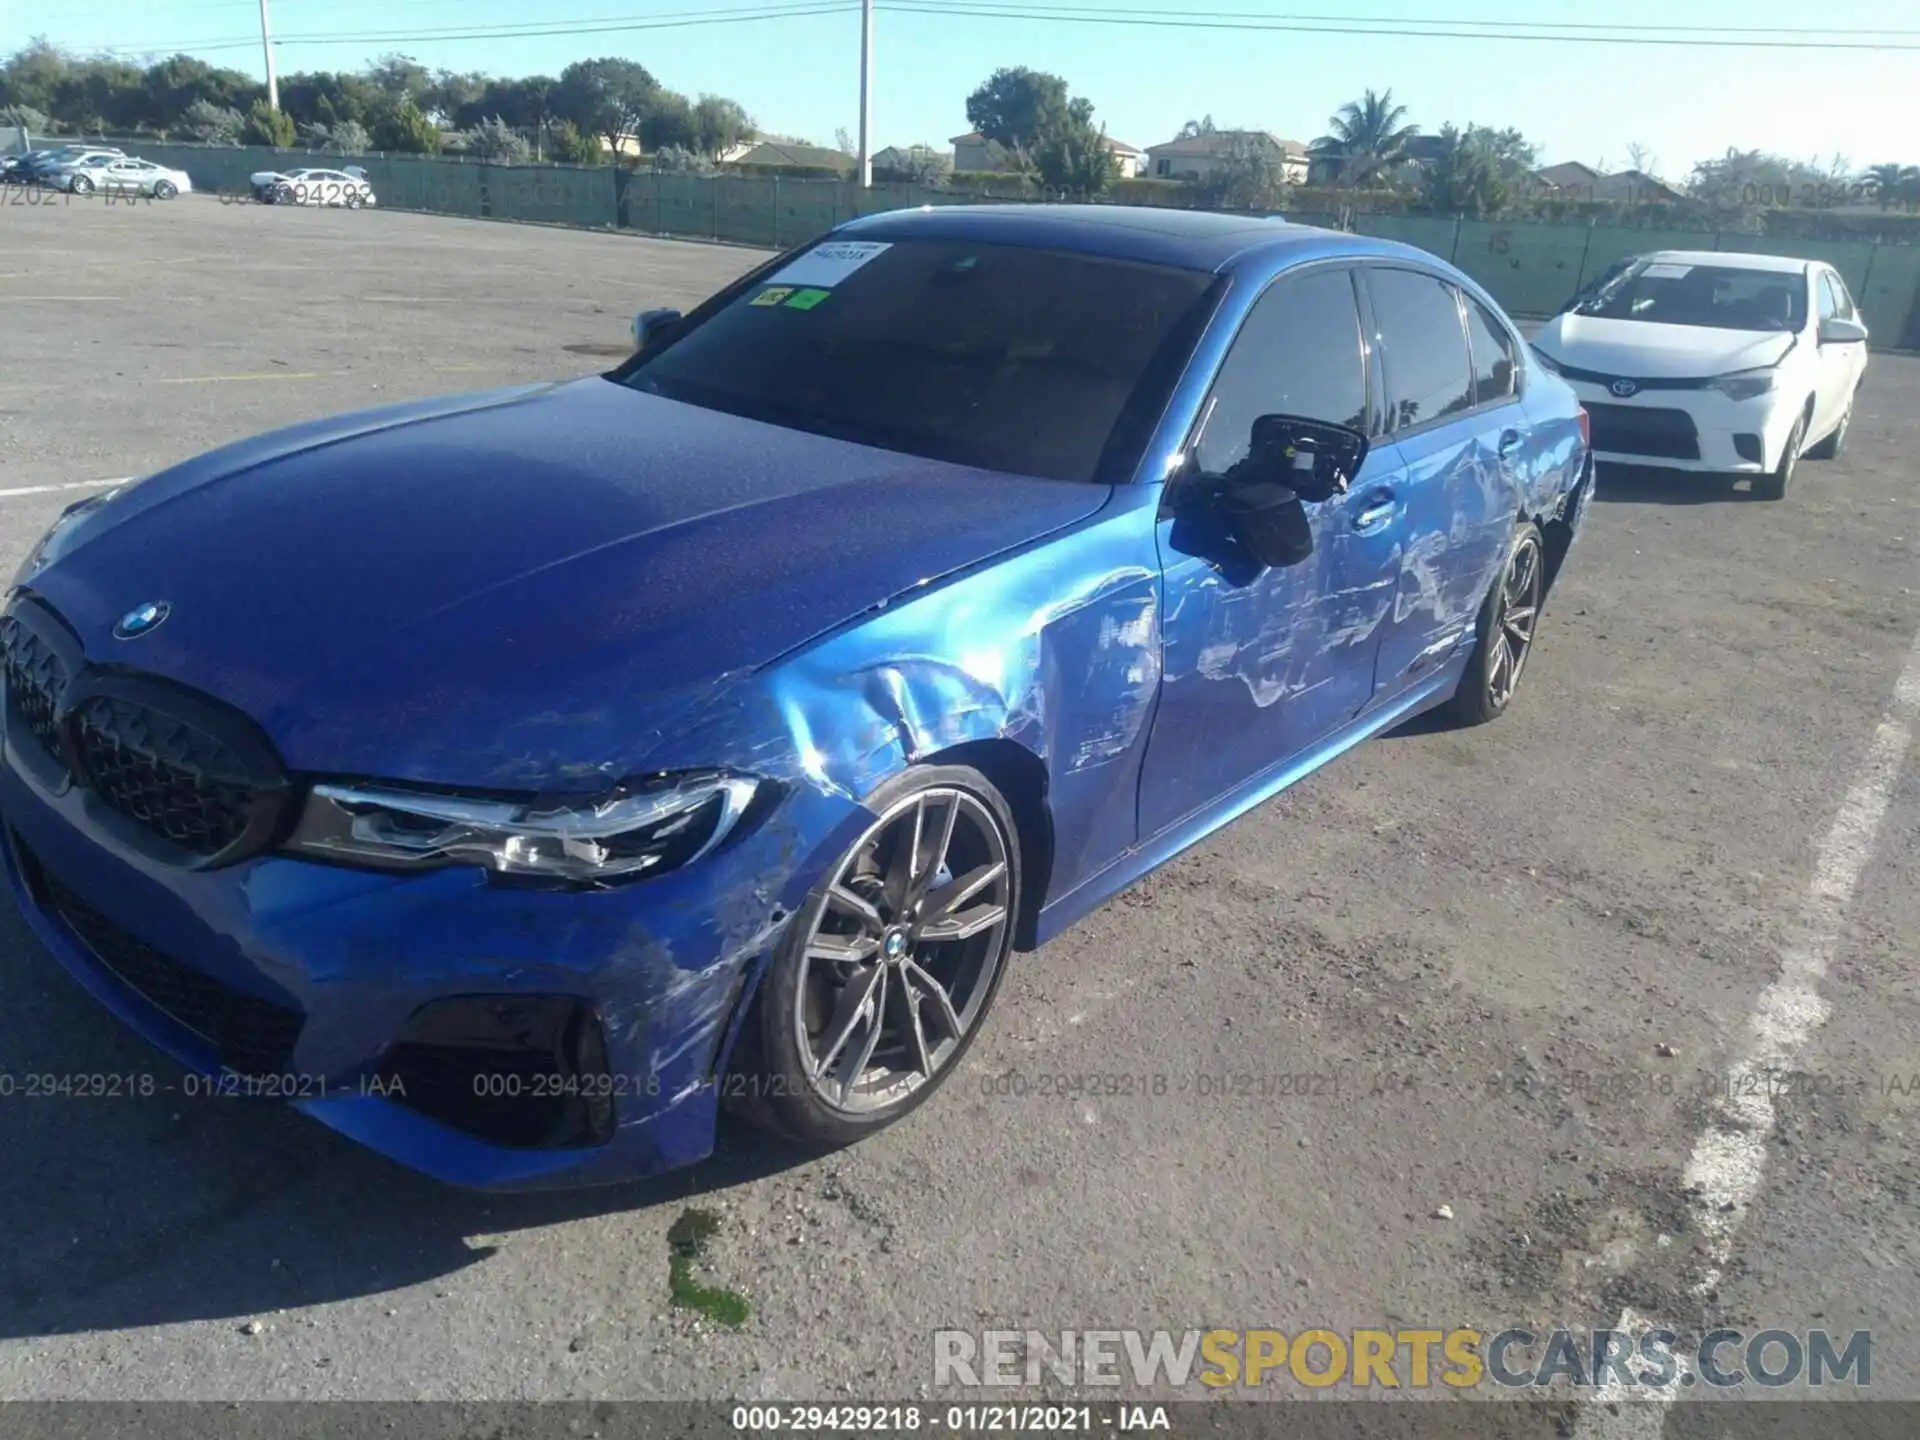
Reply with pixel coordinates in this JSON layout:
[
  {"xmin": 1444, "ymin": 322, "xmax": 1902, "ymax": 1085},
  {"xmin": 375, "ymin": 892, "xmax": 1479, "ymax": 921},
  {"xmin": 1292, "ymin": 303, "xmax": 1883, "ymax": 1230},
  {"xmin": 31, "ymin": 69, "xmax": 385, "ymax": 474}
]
[
  {"xmin": 834, "ymin": 203, "xmax": 1435, "ymax": 275},
  {"xmin": 1640, "ymin": 249, "xmax": 1812, "ymax": 275}
]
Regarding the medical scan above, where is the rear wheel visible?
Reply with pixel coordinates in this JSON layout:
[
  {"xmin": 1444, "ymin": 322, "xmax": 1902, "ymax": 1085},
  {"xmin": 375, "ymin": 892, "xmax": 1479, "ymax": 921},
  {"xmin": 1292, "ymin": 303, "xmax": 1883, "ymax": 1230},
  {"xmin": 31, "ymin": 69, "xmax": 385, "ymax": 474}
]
[
  {"xmin": 1753, "ymin": 413, "xmax": 1806, "ymax": 501},
  {"xmin": 345, "ymin": 190, "xmax": 364, "ymax": 209},
  {"xmin": 1445, "ymin": 521, "xmax": 1545, "ymax": 727},
  {"xmin": 152, "ymin": 179, "xmax": 178, "ymax": 200},
  {"xmin": 733, "ymin": 766, "xmax": 1021, "ymax": 1146},
  {"xmin": 68, "ymin": 175, "xmax": 93, "ymax": 196},
  {"xmin": 272, "ymin": 183, "xmax": 295, "ymax": 205}
]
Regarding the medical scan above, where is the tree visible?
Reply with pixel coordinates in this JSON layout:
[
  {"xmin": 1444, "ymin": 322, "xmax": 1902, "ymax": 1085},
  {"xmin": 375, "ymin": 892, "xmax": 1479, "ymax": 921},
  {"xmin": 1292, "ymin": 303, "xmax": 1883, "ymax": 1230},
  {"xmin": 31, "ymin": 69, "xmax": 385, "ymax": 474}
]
[
  {"xmin": 1177, "ymin": 115, "xmax": 1217, "ymax": 139},
  {"xmin": 965, "ymin": 66, "xmax": 1075, "ymax": 169},
  {"xmin": 1195, "ymin": 132, "xmax": 1289, "ymax": 210},
  {"xmin": 649, "ymin": 144, "xmax": 715, "ymax": 175},
  {"xmin": 0, "ymin": 39, "xmax": 73, "ymax": 118},
  {"xmin": 1422, "ymin": 124, "xmax": 1536, "ymax": 215},
  {"xmin": 371, "ymin": 94, "xmax": 441, "ymax": 153},
  {"xmin": 1865, "ymin": 162, "xmax": 1920, "ymax": 207},
  {"xmin": 464, "ymin": 115, "xmax": 532, "ymax": 164},
  {"xmin": 1313, "ymin": 88, "xmax": 1419, "ymax": 187},
  {"xmin": 1625, "ymin": 140, "xmax": 1657, "ymax": 176},
  {"xmin": 1033, "ymin": 103, "xmax": 1117, "ymax": 196},
  {"xmin": 639, "ymin": 89, "xmax": 697, "ymax": 153},
  {"xmin": 241, "ymin": 100, "xmax": 295, "ymax": 148},
  {"xmin": 366, "ymin": 53, "xmax": 431, "ymax": 100},
  {"xmin": 1687, "ymin": 148, "xmax": 1831, "ymax": 211},
  {"xmin": 692, "ymin": 94, "xmax": 753, "ymax": 158},
  {"xmin": 554, "ymin": 57, "xmax": 659, "ymax": 157},
  {"xmin": 425, "ymin": 69, "xmax": 487, "ymax": 127},
  {"xmin": 874, "ymin": 143, "xmax": 951, "ymax": 186},
  {"xmin": 549, "ymin": 119, "xmax": 603, "ymax": 166},
  {"xmin": 178, "ymin": 98, "xmax": 241, "ymax": 144}
]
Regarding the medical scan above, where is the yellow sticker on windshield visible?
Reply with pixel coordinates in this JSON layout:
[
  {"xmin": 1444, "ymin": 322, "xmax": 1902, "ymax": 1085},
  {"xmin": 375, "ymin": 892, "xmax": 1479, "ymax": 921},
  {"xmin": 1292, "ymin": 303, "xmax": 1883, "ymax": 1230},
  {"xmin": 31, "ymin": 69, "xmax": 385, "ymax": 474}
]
[
  {"xmin": 750, "ymin": 286, "xmax": 796, "ymax": 307},
  {"xmin": 785, "ymin": 288, "xmax": 832, "ymax": 311}
]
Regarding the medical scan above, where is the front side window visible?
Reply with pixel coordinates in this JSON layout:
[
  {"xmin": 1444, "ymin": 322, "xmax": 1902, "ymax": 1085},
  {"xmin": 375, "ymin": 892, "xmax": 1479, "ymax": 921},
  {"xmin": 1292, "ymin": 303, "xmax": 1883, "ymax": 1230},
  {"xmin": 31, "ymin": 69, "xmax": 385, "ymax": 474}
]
[
  {"xmin": 617, "ymin": 238, "xmax": 1219, "ymax": 483},
  {"xmin": 1818, "ymin": 274, "xmax": 1839, "ymax": 322},
  {"xmin": 1571, "ymin": 259, "xmax": 1808, "ymax": 333},
  {"xmin": 1190, "ymin": 267, "xmax": 1368, "ymax": 478},
  {"xmin": 1369, "ymin": 268, "xmax": 1474, "ymax": 432}
]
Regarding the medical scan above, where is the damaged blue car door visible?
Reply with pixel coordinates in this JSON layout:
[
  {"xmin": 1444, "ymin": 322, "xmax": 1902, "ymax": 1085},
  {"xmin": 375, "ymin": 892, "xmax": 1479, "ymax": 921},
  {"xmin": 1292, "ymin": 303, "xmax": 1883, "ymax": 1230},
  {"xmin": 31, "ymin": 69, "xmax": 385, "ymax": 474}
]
[{"xmin": 1138, "ymin": 261, "xmax": 1407, "ymax": 837}]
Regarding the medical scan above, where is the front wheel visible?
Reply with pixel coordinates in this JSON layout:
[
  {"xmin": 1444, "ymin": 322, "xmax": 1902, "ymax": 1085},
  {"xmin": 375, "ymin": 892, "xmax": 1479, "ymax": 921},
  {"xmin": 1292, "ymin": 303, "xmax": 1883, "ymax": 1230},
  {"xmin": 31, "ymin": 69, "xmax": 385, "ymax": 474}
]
[
  {"xmin": 272, "ymin": 183, "xmax": 295, "ymax": 205},
  {"xmin": 153, "ymin": 179, "xmax": 178, "ymax": 200},
  {"xmin": 1446, "ymin": 521, "xmax": 1545, "ymax": 727},
  {"xmin": 1753, "ymin": 413, "xmax": 1806, "ymax": 501},
  {"xmin": 1805, "ymin": 398, "xmax": 1852, "ymax": 461},
  {"xmin": 68, "ymin": 175, "xmax": 93, "ymax": 195},
  {"xmin": 733, "ymin": 765, "xmax": 1022, "ymax": 1146}
]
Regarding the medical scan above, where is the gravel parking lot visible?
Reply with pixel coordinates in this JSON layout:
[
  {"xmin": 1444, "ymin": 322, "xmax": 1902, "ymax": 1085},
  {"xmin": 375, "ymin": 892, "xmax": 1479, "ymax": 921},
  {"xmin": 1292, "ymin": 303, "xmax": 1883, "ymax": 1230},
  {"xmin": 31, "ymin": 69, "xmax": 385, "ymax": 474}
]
[{"xmin": 1, "ymin": 196, "xmax": 1917, "ymax": 1416}]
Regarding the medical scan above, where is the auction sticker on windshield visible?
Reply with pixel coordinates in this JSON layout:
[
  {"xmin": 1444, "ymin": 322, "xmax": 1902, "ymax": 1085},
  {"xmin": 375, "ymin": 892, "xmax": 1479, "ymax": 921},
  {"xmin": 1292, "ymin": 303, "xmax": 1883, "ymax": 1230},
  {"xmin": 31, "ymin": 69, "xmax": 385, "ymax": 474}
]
[
  {"xmin": 749, "ymin": 287, "xmax": 796, "ymax": 307},
  {"xmin": 771, "ymin": 240, "xmax": 892, "ymax": 287}
]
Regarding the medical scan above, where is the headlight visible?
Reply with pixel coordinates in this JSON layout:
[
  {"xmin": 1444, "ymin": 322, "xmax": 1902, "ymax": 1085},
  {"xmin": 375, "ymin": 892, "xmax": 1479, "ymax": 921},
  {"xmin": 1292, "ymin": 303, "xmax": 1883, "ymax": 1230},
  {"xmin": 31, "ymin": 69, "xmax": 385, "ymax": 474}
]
[
  {"xmin": 1530, "ymin": 346, "xmax": 1564, "ymax": 376},
  {"xmin": 1708, "ymin": 368, "xmax": 1778, "ymax": 402},
  {"xmin": 285, "ymin": 770, "xmax": 764, "ymax": 884},
  {"xmin": 12, "ymin": 486, "xmax": 124, "ymax": 588}
]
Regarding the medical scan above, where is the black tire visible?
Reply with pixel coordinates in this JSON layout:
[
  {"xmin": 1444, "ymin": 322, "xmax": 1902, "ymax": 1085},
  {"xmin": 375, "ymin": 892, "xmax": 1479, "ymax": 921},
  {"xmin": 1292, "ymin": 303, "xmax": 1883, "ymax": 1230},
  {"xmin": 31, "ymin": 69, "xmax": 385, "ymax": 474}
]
[
  {"xmin": 731, "ymin": 764, "xmax": 1023, "ymax": 1146},
  {"xmin": 153, "ymin": 180, "xmax": 177, "ymax": 200},
  {"xmin": 1804, "ymin": 398, "xmax": 1852, "ymax": 461},
  {"xmin": 1445, "ymin": 520, "xmax": 1546, "ymax": 727},
  {"xmin": 68, "ymin": 175, "xmax": 93, "ymax": 196},
  {"xmin": 1753, "ymin": 413, "xmax": 1806, "ymax": 501},
  {"xmin": 272, "ymin": 183, "xmax": 295, "ymax": 205},
  {"xmin": 345, "ymin": 191, "xmax": 364, "ymax": 209}
]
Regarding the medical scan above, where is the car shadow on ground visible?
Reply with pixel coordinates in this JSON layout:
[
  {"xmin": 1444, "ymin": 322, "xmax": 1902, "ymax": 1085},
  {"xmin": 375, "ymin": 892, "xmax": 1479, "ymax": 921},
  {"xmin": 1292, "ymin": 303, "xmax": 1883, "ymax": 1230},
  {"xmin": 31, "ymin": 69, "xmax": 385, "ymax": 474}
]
[
  {"xmin": 0, "ymin": 899, "xmax": 829, "ymax": 1342},
  {"xmin": 1591, "ymin": 462, "xmax": 1761, "ymax": 505}
]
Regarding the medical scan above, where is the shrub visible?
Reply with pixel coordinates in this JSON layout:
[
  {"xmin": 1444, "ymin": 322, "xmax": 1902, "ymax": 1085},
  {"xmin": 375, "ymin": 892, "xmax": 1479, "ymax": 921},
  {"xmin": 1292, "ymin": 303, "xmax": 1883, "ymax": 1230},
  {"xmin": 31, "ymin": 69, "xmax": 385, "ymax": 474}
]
[{"xmin": 240, "ymin": 100, "xmax": 295, "ymax": 148}]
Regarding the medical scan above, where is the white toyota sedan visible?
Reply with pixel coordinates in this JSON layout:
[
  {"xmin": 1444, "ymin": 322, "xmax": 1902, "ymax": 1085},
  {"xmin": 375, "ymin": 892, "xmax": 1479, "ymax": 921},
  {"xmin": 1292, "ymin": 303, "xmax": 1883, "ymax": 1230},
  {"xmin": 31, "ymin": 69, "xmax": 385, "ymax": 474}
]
[{"xmin": 1530, "ymin": 251, "xmax": 1868, "ymax": 499}]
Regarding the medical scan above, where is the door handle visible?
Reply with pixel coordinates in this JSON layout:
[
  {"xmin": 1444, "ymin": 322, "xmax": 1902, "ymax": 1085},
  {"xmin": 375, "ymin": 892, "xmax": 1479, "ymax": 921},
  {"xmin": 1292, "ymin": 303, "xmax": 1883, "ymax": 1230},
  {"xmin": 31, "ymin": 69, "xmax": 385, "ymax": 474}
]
[
  {"xmin": 1353, "ymin": 490, "xmax": 1397, "ymax": 532},
  {"xmin": 1498, "ymin": 429, "xmax": 1523, "ymax": 457}
]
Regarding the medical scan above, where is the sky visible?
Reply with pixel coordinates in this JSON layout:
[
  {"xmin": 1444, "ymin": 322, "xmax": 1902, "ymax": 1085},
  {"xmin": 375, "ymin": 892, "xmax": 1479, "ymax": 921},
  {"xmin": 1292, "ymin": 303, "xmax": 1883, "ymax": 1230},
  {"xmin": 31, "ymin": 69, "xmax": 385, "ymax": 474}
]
[{"xmin": 8, "ymin": 0, "xmax": 1919, "ymax": 177}]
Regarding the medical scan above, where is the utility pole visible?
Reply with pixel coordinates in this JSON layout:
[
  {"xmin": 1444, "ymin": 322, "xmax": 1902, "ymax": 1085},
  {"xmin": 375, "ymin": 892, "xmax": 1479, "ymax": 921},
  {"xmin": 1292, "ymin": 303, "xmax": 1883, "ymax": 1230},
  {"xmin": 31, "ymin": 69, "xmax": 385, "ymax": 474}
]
[
  {"xmin": 259, "ymin": 0, "xmax": 279, "ymax": 112},
  {"xmin": 856, "ymin": 0, "xmax": 873, "ymax": 188}
]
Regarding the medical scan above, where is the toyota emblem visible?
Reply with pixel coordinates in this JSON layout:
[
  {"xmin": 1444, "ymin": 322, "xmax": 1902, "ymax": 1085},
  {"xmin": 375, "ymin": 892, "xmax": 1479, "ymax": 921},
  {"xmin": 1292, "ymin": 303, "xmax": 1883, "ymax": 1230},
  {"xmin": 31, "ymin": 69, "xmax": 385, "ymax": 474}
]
[{"xmin": 1610, "ymin": 378, "xmax": 1639, "ymax": 398}]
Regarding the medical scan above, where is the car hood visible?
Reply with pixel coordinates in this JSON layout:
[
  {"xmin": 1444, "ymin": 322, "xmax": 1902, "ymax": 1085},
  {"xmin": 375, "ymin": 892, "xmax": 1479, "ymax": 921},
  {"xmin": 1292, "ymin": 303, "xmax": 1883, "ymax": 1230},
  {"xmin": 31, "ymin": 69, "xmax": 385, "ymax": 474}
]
[
  {"xmin": 25, "ymin": 379, "xmax": 1108, "ymax": 787},
  {"xmin": 1534, "ymin": 313, "xmax": 1797, "ymax": 378}
]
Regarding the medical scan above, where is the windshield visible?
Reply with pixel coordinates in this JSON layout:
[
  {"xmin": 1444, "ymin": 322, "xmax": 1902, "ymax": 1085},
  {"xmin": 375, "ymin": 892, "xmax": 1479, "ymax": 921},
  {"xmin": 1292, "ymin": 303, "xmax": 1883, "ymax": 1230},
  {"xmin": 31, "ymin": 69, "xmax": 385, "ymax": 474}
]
[
  {"xmin": 1573, "ymin": 258, "xmax": 1807, "ymax": 332},
  {"xmin": 616, "ymin": 237, "xmax": 1220, "ymax": 483}
]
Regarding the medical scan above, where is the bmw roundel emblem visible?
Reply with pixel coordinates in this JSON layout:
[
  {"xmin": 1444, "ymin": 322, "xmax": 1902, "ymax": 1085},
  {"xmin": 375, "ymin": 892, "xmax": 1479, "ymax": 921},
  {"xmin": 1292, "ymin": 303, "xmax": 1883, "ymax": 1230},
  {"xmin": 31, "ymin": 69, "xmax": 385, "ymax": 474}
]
[
  {"xmin": 1610, "ymin": 378, "xmax": 1639, "ymax": 398},
  {"xmin": 113, "ymin": 601, "xmax": 171, "ymax": 639}
]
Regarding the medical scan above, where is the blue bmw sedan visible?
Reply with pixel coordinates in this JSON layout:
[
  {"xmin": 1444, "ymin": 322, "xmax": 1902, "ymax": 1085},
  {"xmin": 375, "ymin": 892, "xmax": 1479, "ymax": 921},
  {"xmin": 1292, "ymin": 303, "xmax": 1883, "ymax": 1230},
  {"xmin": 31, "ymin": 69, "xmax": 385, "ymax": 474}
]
[{"xmin": 1, "ymin": 206, "xmax": 1591, "ymax": 1188}]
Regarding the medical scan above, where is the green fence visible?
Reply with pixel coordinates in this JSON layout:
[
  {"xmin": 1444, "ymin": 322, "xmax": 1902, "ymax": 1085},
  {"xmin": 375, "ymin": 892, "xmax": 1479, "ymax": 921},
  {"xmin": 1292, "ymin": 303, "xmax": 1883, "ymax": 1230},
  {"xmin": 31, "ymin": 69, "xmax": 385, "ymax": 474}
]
[{"xmin": 92, "ymin": 138, "xmax": 1920, "ymax": 348}]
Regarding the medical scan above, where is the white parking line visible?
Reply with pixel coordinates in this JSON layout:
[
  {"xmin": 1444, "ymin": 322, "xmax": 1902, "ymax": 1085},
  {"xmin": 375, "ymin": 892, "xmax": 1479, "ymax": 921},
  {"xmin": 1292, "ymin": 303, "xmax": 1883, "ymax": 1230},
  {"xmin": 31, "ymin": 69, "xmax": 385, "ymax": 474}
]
[
  {"xmin": 0, "ymin": 478, "xmax": 130, "ymax": 501},
  {"xmin": 1574, "ymin": 625, "xmax": 1920, "ymax": 1430}
]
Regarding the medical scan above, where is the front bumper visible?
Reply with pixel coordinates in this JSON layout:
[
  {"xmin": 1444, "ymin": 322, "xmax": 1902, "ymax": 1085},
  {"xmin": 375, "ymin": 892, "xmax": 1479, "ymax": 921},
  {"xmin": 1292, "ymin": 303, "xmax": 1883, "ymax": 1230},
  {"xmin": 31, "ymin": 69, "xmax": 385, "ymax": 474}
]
[
  {"xmin": 0, "ymin": 737, "xmax": 822, "ymax": 1190},
  {"xmin": 1564, "ymin": 378, "xmax": 1799, "ymax": 474}
]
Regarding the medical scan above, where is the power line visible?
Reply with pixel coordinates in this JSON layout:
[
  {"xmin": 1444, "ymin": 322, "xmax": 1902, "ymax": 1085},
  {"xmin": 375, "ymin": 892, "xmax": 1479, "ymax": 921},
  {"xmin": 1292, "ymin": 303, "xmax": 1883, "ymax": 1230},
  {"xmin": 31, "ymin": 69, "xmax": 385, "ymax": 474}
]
[
  {"xmin": 881, "ymin": 0, "xmax": 1920, "ymax": 49},
  {"xmin": 81, "ymin": 1, "xmax": 859, "ymax": 55}
]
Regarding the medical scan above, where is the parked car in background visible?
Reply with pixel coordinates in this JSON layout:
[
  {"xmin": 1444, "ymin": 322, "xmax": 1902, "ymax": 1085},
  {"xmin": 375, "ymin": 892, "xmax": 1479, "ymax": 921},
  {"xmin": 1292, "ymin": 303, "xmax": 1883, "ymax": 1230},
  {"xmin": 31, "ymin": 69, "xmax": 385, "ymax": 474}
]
[
  {"xmin": 1532, "ymin": 250, "xmax": 1868, "ymax": 500},
  {"xmin": 8, "ymin": 146, "xmax": 124, "ymax": 184},
  {"xmin": 249, "ymin": 167, "xmax": 376, "ymax": 207},
  {"xmin": 1, "ymin": 207, "xmax": 1591, "ymax": 1189},
  {"xmin": 48, "ymin": 155, "xmax": 191, "ymax": 199}
]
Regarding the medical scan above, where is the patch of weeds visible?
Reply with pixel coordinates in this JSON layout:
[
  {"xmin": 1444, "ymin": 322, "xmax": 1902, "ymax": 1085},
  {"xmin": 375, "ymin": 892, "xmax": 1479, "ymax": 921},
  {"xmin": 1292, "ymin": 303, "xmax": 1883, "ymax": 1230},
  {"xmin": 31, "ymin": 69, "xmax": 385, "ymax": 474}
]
[{"xmin": 667, "ymin": 1207, "xmax": 751, "ymax": 1327}]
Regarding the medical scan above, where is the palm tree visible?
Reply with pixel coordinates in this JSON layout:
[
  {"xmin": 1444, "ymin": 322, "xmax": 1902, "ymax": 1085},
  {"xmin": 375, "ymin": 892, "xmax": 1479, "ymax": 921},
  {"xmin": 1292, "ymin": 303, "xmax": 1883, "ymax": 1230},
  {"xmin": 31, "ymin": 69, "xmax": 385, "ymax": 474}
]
[
  {"xmin": 1864, "ymin": 162, "xmax": 1920, "ymax": 207},
  {"xmin": 1313, "ymin": 88, "xmax": 1419, "ymax": 187}
]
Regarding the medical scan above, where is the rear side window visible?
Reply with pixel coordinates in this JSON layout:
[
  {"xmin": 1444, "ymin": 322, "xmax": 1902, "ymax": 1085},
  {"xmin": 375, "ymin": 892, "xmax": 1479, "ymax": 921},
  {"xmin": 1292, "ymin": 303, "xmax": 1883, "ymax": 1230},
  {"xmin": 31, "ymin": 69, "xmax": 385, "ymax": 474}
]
[
  {"xmin": 1369, "ymin": 268, "xmax": 1474, "ymax": 431},
  {"xmin": 1191, "ymin": 268, "xmax": 1367, "ymax": 478},
  {"xmin": 1461, "ymin": 295, "xmax": 1518, "ymax": 406}
]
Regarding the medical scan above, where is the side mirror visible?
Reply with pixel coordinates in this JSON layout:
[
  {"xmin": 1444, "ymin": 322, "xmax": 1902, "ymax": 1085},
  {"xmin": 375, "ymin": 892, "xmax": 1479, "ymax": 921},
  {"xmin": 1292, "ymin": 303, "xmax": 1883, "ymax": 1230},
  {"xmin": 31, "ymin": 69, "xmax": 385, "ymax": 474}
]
[
  {"xmin": 1818, "ymin": 316, "xmax": 1868, "ymax": 346},
  {"xmin": 1218, "ymin": 480, "xmax": 1316, "ymax": 569},
  {"xmin": 1244, "ymin": 413, "xmax": 1370, "ymax": 499},
  {"xmin": 631, "ymin": 307, "xmax": 685, "ymax": 352}
]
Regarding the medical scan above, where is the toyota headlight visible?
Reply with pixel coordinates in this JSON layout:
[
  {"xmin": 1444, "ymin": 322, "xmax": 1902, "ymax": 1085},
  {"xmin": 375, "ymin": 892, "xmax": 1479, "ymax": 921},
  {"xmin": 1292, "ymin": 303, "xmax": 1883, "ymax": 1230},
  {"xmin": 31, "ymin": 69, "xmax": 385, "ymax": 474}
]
[
  {"xmin": 286, "ymin": 770, "xmax": 765, "ymax": 884},
  {"xmin": 12, "ymin": 485, "xmax": 125, "ymax": 588},
  {"xmin": 1708, "ymin": 368, "xmax": 1778, "ymax": 402}
]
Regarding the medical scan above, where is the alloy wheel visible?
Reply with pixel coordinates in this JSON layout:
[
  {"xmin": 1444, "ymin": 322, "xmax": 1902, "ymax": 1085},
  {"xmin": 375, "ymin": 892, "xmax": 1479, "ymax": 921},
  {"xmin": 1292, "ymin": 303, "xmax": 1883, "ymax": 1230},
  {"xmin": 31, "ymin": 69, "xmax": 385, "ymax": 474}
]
[
  {"xmin": 794, "ymin": 787, "xmax": 1012, "ymax": 1115},
  {"xmin": 1486, "ymin": 533, "xmax": 1543, "ymax": 709}
]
